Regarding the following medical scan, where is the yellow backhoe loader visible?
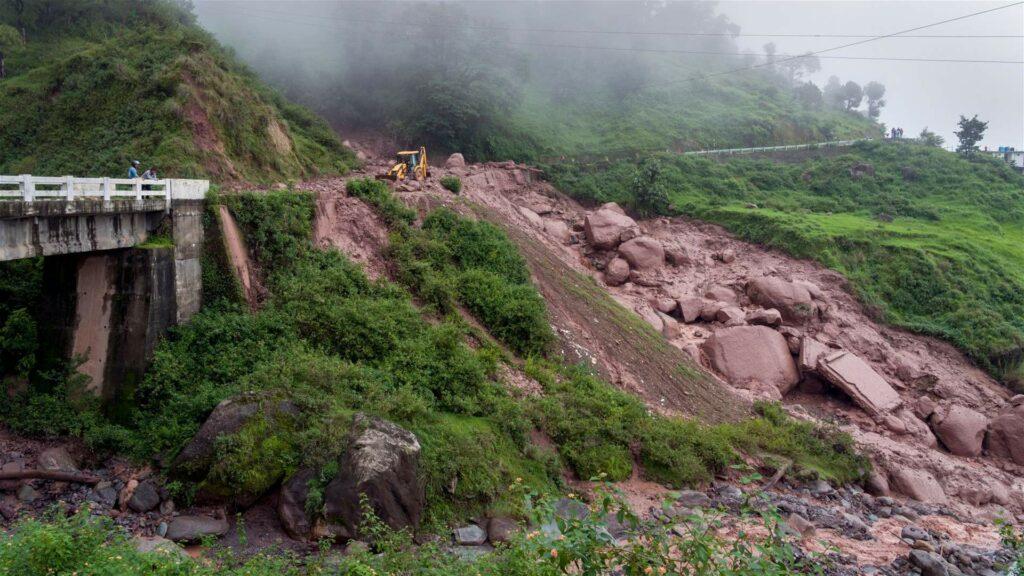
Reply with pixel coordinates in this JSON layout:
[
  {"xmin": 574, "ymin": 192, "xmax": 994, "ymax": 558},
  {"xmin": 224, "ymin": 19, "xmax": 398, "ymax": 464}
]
[{"xmin": 378, "ymin": 146, "xmax": 430, "ymax": 181}]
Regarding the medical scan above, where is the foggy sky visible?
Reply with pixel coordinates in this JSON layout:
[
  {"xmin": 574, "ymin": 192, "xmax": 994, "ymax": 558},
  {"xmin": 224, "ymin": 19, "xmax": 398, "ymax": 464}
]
[
  {"xmin": 195, "ymin": 0, "xmax": 1023, "ymax": 150},
  {"xmin": 723, "ymin": 1, "xmax": 1023, "ymax": 149}
]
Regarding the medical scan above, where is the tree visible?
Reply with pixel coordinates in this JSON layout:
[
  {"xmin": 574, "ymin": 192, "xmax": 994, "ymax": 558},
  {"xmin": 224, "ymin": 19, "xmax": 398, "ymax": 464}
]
[
  {"xmin": 841, "ymin": 81, "xmax": 863, "ymax": 111},
  {"xmin": 779, "ymin": 53, "xmax": 820, "ymax": 84},
  {"xmin": 864, "ymin": 81, "xmax": 886, "ymax": 119},
  {"xmin": 631, "ymin": 159, "xmax": 669, "ymax": 217},
  {"xmin": 794, "ymin": 82, "xmax": 823, "ymax": 109},
  {"xmin": 763, "ymin": 42, "xmax": 777, "ymax": 69},
  {"xmin": 919, "ymin": 127, "xmax": 945, "ymax": 148},
  {"xmin": 954, "ymin": 115, "xmax": 987, "ymax": 155},
  {"xmin": 0, "ymin": 23, "xmax": 21, "ymax": 79},
  {"xmin": 823, "ymin": 76, "xmax": 844, "ymax": 110}
]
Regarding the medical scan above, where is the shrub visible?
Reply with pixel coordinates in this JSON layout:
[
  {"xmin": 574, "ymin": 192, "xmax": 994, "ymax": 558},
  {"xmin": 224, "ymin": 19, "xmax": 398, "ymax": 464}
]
[
  {"xmin": 347, "ymin": 177, "xmax": 416, "ymax": 227},
  {"xmin": 440, "ymin": 175, "xmax": 462, "ymax": 194},
  {"xmin": 457, "ymin": 269, "xmax": 554, "ymax": 357}
]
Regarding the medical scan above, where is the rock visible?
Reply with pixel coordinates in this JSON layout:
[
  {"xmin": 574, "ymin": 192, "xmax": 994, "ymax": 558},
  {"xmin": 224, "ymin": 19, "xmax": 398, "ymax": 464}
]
[
  {"xmin": 786, "ymin": 513, "xmax": 816, "ymax": 539},
  {"xmin": 451, "ymin": 545, "xmax": 493, "ymax": 561},
  {"xmin": 664, "ymin": 244, "xmax": 690, "ymax": 266},
  {"xmin": 0, "ymin": 460, "xmax": 24, "ymax": 491},
  {"xmin": 745, "ymin": 278, "xmax": 818, "ymax": 325},
  {"xmin": 959, "ymin": 484, "xmax": 994, "ymax": 506},
  {"xmin": 715, "ymin": 306, "xmax": 746, "ymax": 327},
  {"xmin": 584, "ymin": 205, "xmax": 639, "ymax": 249},
  {"xmin": 127, "ymin": 481, "xmax": 160, "ymax": 513},
  {"xmin": 704, "ymin": 285, "xmax": 738, "ymax": 303},
  {"xmin": 133, "ymin": 536, "xmax": 189, "ymax": 559},
  {"xmin": 453, "ymin": 524, "xmax": 487, "ymax": 546},
  {"xmin": 914, "ymin": 396, "xmax": 938, "ymax": 420},
  {"xmin": 355, "ymin": 150, "xmax": 368, "ymax": 161},
  {"xmin": 517, "ymin": 206, "xmax": 544, "ymax": 229},
  {"xmin": 88, "ymin": 481, "xmax": 118, "ymax": 507},
  {"xmin": 713, "ymin": 249, "xmax": 736, "ymax": 263},
  {"xmin": 165, "ymin": 515, "xmax": 228, "ymax": 543},
  {"xmin": 985, "ymin": 403, "xmax": 1024, "ymax": 465},
  {"xmin": 323, "ymin": 415, "xmax": 423, "ymax": 540},
  {"xmin": 37, "ymin": 447, "xmax": 78, "ymax": 472},
  {"xmin": 746, "ymin": 308, "xmax": 782, "ymax": 327},
  {"xmin": 487, "ymin": 517, "xmax": 518, "ymax": 544},
  {"xmin": 901, "ymin": 524, "xmax": 931, "ymax": 542},
  {"xmin": 700, "ymin": 301, "xmax": 727, "ymax": 323},
  {"xmin": 909, "ymin": 549, "xmax": 951, "ymax": 576},
  {"xmin": 866, "ymin": 470, "xmax": 890, "ymax": 497},
  {"xmin": 843, "ymin": 512, "xmax": 869, "ymax": 532},
  {"xmin": 677, "ymin": 297, "xmax": 706, "ymax": 323},
  {"xmin": 543, "ymin": 220, "xmax": 571, "ymax": 244},
  {"xmin": 682, "ymin": 343, "xmax": 701, "ymax": 363},
  {"xmin": 603, "ymin": 257, "xmax": 630, "ymax": 287},
  {"xmin": 278, "ymin": 468, "xmax": 317, "ymax": 540},
  {"xmin": 172, "ymin": 394, "xmax": 262, "ymax": 477},
  {"xmin": 701, "ymin": 326, "xmax": 800, "ymax": 395},
  {"xmin": 929, "ymin": 404, "xmax": 988, "ymax": 457},
  {"xmin": 798, "ymin": 338, "xmax": 830, "ymax": 375},
  {"xmin": 617, "ymin": 236, "xmax": 664, "ymax": 271},
  {"xmin": 676, "ymin": 490, "xmax": 712, "ymax": 508},
  {"xmin": 817, "ymin": 351, "xmax": 902, "ymax": 417},
  {"xmin": 657, "ymin": 311, "xmax": 680, "ymax": 339},
  {"xmin": 651, "ymin": 297, "xmax": 677, "ymax": 315},
  {"xmin": 16, "ymin": 484, "xmax": 38, "ymax": 503},
  {"xmin": 159, "ymin": 499, "xmax": 175, "ymax": 515},
  {"xmin": 444, "ymin": 153, "xmax": 466, "ymax": 169},
  {"xmin": 890, "ymin": 468, "xmax": 947, "ymax": 505}
]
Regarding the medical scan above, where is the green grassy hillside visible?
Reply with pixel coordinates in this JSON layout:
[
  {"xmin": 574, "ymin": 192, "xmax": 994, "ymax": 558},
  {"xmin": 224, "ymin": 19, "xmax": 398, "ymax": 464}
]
[
  {"xmin": 548, "ymin": 141, "xmax": 1024, "ymax": 383},
  {"xmin": 0, "ymin": 1, "xmax": 354, "ymax": 181}
]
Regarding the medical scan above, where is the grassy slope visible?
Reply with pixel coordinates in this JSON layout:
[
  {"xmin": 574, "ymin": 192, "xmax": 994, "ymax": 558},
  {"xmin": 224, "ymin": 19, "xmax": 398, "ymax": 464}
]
[
  {"xmin": 0, "ymin": 21, "xmax": 354, "ymax": 182},
  {"xmin": 547, "ymin": 141, "xmax": 1024, "ymax": 380},
  {"xmin": 501, "ymin": 75, "xmax": 877, "ymax": 162}
]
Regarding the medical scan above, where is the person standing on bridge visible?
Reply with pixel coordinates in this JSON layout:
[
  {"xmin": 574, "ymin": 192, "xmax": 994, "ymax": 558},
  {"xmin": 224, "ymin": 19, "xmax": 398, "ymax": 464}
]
[
  {"xmin": 141, "ymin": 166, "xmax": 158, "ymax": 191},
  {"xmin": 128, "ymin": 160, "xmax": 140, "ymax": 179}
]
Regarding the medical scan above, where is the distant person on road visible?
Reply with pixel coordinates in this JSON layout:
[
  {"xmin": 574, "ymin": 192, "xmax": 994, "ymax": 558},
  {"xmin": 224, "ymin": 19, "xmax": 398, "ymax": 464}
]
[
  {"xmin": 898, "ymin": 127, "xmax": 904, "ymax": 139},
  {"xmin": 890, "ymin": 127, "xmax": 896, "ymax": 139},
  {"xmin": 128, "ymin": 160, "xmax": 140, "ymax": 178}
]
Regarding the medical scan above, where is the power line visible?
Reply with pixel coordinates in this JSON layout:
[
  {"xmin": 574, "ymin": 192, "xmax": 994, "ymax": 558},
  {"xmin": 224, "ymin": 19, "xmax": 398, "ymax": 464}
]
[
  {"xmin": 202, "ymin": 7, "xmax": 1024, "ymax": 65},
  {"xmin": 652, "ymin": 1, "xmax": 1024, "ymax": 89},
  {"xmin": 199, "ymin": 4, "xmax": 1024, "ymax": 40}
]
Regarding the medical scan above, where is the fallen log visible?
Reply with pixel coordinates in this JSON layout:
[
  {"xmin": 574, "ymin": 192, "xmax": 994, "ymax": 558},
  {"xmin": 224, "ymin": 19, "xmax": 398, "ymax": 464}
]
[{"xmin": 0, "ymin": 469, "xmax": 101, "ymax": 484}]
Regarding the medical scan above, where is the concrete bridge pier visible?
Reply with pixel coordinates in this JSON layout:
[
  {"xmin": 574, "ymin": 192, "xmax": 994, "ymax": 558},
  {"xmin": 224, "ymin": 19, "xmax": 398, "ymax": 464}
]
[{"xmin": 0, "ymin": 176, "xmax": 208, "ymax": 400}]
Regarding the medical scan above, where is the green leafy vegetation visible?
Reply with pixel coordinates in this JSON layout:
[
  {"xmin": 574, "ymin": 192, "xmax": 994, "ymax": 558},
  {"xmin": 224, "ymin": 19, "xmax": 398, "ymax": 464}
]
[
  {"xmin": 0, "ymin": 0, "xmax": 355, "ymax": 181},
  {"xmin": 548, "ymin": 141, "xmax": 1024, "ymax": 380},
  {"xmin": 440, "ymin": 175, "xmax": 462, "ymax": 194},
  {"xmin": 2, "ymin": 189, "xmax": 867, "ymax": 529}
]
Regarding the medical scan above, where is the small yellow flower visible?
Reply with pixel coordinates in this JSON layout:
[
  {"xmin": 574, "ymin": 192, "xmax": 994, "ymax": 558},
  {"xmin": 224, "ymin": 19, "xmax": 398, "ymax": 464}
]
[
  {"xmin": 550, "ymin": 548, "xmax": 558, "ymax": 558},
  {"xmin": 658, "ymin": 568, "xmax": 667, "ymax": 575},
  {"xmin": 645, "ymin": 567, "xmax": 653, "ymax": 575}
]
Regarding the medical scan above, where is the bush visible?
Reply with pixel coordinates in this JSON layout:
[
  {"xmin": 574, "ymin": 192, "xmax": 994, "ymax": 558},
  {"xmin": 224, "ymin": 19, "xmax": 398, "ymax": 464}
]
[
  {"xmin": 440, "ymin": 175, "xmax": 462, "ymax": 194},
  {"xmin": 347, "ymin": 177, "xmax": 416, "ymax": 227}
]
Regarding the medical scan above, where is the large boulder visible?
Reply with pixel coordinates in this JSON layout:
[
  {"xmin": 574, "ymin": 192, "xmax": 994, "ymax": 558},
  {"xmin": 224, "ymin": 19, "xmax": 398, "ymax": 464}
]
[
  {"xmin": 322, "ymin": 415, "xmax": 423, "ymax": 540},
  {"xmin": 986, "ymin": 402, "xmax": 1024, "ymax": 465},
  {"xmin": 603, "ymin": 258, "xmax": 630, "ymax": 286},
  {"xmin": 704, "ymin": 285, "xmax": 738, "ymax": 304},
  {"xmin": 676, "ymin": 297, "xmax": 706, "ymax": 323},
  {"xmin": 701, "ymin": 326, "xmax": 800, "ymax": 395},
  {"xmin": 745, "ymin": 278, "xmax": 818, "ymax": 325},
  {"xmin": 617, "ymin": 236, "xmax": 664, "ymax": 271},
  {"xmin": 584, "ymin": 204, "xmax": 639, "ymax": 250},
  {"xmin": 929, "ymin": 404, "xmax": 988, "ymax": 457},
  {"xmin": 890, "ymin": 468, "xmax": 947, "ymax": 505},
  {"xmin": 37, "ymin": 447, "xmax": 78, "ymax": 473},
  {"xmin": 277, "ymin": 468, "xmax": 317, "ymax": 540},
  {"xmin": 173, "ymin": 394, "xmax": 298, "ymax": 479},
  {"xmin": 165, "ymin": 515, "xmax": 229, "ymax": 543},
  {"xmin": 817, "ymin": 351, "xmax": 902, "ymax": 417},
  {"xmin": 444, "ymin": 153, "xmax": 466, "ymax": 169}
]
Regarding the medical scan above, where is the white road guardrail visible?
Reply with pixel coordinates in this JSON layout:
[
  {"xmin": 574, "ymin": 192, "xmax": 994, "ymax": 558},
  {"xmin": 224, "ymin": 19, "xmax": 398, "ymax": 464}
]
[
  {"xmin": 0, "ymin": 175, "xmax": 209, "ymax": 207},
  {"xmin": 681, "ymin": 138, "xmax": 874, "ymax": 156}
]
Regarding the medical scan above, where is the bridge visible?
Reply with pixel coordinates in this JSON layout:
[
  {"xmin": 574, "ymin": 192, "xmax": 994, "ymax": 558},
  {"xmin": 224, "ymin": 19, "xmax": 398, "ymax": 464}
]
[{"xmin": 0, "ymin": 175, "xmax": 208, "ymax": 399}]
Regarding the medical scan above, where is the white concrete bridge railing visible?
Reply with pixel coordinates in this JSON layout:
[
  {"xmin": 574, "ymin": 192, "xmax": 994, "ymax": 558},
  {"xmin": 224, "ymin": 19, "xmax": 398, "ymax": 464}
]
[{"xmin": 0, "ymin": 175, "xmax": 209, "ymax": 206}]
